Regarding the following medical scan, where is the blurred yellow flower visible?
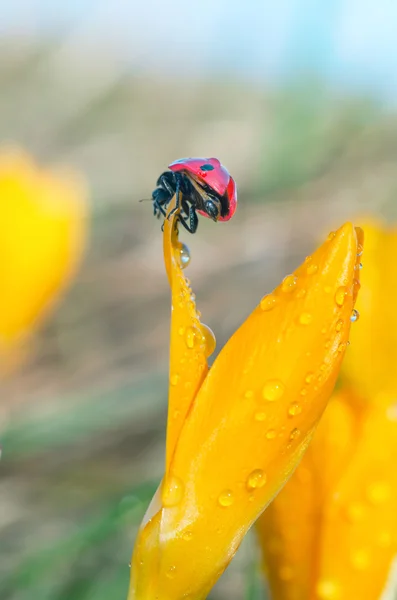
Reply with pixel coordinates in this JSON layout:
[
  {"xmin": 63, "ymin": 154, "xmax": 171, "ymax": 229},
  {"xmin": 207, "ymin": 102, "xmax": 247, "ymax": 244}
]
[
  {"xmin": 128, "ymin": 199, "xmax": 362, "ymax": 600},
  {"xmin": 0, "ymin": 149, "xmax": 88, "ymax": 372},
  {"xmin": 257, "ymin": 219, "xmax": 397, "ymax": 600}
]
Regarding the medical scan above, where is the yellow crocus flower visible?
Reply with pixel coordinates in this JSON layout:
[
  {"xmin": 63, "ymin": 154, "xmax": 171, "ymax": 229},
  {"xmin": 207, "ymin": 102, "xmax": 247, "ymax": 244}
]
[
  {"xmin": 128, "ymin": 199, "xmax": 362, "ymax": 600},
  {"xmin": 0, "ymin": 149, "xmax": 88, "ymax": 371},
  {"xmin": 257, "ymin": 220, "xmax": 397, "ymax": 600}
]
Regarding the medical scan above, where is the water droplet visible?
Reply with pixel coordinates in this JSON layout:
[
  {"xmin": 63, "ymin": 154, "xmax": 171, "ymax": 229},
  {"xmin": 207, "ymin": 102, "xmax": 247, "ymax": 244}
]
[
  {"xmin": 338, "ymin": 342, "xmax": 346, "ymax": 353},
  {"xmin": 178, "ymin": 327, "xmax": 185, "ymax": 336},
  {"xmin": 307, "ymin": 263, "xmax": 318, "ymax": 275},
  {"xmin": 320, "ymin": 363, "xmax": 327, "ymax": 371},
  {"xmin": 350, "ymin": 309, "xmax": 360, "ymax": 323},
  {"xmin": 266, "ymin": 429, "xmax": 277, "ymax": 439},
  {"xmin": 162, "ymin": 476, "xmax": 184, "ymax": 507},
  {"xmin": 335, "ymin": 319, "xmax": 343, "ymax": 332},
  {"xmin": 170, "ymin": 373, "xmax": 180, "ymax": 386},
  {"xmin": 176, "ymin": 242, "xmax": 191, "ymax": 268},
  {"xmin": 173, "ymin": 409, "xmax": 180, "ymax": 419},
  {"xmin": 296, "ymin": 288, "xmax": 306, "ymax": 299},
  {"xmin": 200, "ymin": 323, "xmax": 216, "ymax": 357},
  {"xmin": 281, "ymin": 275, "xmax": 298, "ymax": 293},
  {"xmin": 262, "ymin": 380, "xmax": 285, "ymax": 402},
  {"xmin": 244, "ymin": 390, "xmax": 254, "ymax": 399},
  {"xmin": 255, "ymin": 411, "xmax": 267, "ymax": 422},
  {"xmin": 335, "ymin": 286, "xmax": 348, "ymax": 307},
  {"xmin": 321, "ymin": 327, "xmax": 327, "ymax": 335},
  {"xmin": 247, "ymin": 469, "xmax": 267, "ymax": 490},
  {"xmin": 300, "ymin": 388, "xmax": 307, "ymax": 396},
  {"xmin": 260, "ymin": 294, "xmax": 277, "ymax": 311},
  {"xmin": 359, "ymin": 262, "xmax": 363, "ymax": 269},
  {"xmin": 182, "ymin": 530, "xmax": 193, "ymax": 541},
  {"xmin": 327, "ymin": 231, "xmax": 336, "ymax": 241},
  {"xmin": 325, "ymin": 340, "xmax": 331, "ymax": 349},
  {"xmin": 305, "ymin": 372, "xmax": 314, "ymax": 384},
  {"xmin": 185, "ymin": 327, "xmax": 198, "ymax": 349},
  {"xmin": 299, "ymin": 312, "xmax": 312, "ymax": 325},
  {"xmin": 366, "ymin": 482, "xmax": 390, "ymax": 504},
  {"xmin": 290, "ymin": 428, "xmax": 301, "ymax": 440},
  {"xmin": 345, "ymin": 502, "xmax": 366, "ymax": 522},
  {"xmin": 357, "ymin": 244, "xmax": 364, "ymax": 257},
  {"xmin": 378, "ymin": 531, "xmax": 392, "ymax": 547},
  {"xmin": 166, "ymin": 565, "xmax": 177, "ymax": 579},
  {"xmin": 351, "ymin": 549, "xmax": 369, "ymax": 570},
  {"xmin": 218, "ymin": 490, "xmax": 234, "ymax": 507},
  {"xmin": 288, "ymin": 403, "xmax": 302, "ymax": 416},
  {"xmin": 316, "ymin": 580, "xmax": 339, "ymax": 599}
]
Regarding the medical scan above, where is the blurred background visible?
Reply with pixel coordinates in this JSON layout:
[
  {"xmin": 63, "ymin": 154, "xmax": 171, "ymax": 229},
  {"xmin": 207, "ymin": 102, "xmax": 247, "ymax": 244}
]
[{"xmin": 1, "ymin": 1, "xmax": 397, "ymax": 599}]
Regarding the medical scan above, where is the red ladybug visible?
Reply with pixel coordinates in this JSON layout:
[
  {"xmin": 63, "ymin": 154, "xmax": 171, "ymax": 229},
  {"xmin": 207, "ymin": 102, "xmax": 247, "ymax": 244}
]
[{"xmin": 151, "ymin": 157, "xmax": 237, "ymax": 233}]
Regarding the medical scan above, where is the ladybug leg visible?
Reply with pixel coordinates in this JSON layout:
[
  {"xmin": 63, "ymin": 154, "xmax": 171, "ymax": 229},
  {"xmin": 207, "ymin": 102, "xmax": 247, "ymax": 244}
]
[
  {"xmin": 167, "ymin": 174, "xmax": 182, "ymax": 220},
  {"xmin": 176, "ymin": 204, "xmax": 198, "ymax": 234}
]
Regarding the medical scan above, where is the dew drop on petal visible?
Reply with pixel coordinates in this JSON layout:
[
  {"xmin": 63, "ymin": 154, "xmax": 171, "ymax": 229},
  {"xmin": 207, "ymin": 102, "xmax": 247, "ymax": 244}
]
[
  {"xmin": 182, "ymin": 530, "xmax": 193, "ymax": 541},
  {"xmin": 200, "ymin": 323, "xmax": 216, "ymax": 357},
  {"xmin": 185, "ymin": 327, "xmax": 198, "ymax": 349},
  {"xmin": 255, "ymin": 411, "xmax": 267, "ymax": 422},
  {"xmin": 350, "ymin": 309, "xmax": 360, "ymax": 323},
  {"xmin": 338, "ymin": 342, "xmax": 347, "ymax": 353},
  {"xmin": 166, "ymin": 565, "xmax": 177, "ymax": 579},
  {"xmin": 266, "ymin": 429, "xmax": 277, "ymax": 439},
  {"xmin": 299, "ymin": 312, "xmax": 312, "ymax": 325},
  {"xmin": 218, "ymin": 490, "xmax": 234, "ymax": 507},
  {"xmin": 335, "ymin": 286, "xmax": 348, "ymax": 307},
  {"xmin": 307, "ymin": 263, "xmax": 318, "ymax": 275},
  {"xmin": 170, "ymin": 373, "xmax": 180, "ymax": 386},
  {"xmin": 327, "ymin": 231, "xmax": 336, "ymax": 241},
  {"xmin": 345, "ymin": 502, "xmax": 366, "ymax": 522},
  {"xmin": 177, "ymin": 242, "xmax": 191, "ymax": 268},
  {"xmin": 316, "ymin": 580, "xmax": 340, "ymax": 599},
  {"xmin": 305, "ymin": 372, "xmax": 314, "ymax": 384},
  {"xmin": 178, "ymin": 327, "xmax": 185, "ymax": 336},
  {"xmin": 366, "ymin": 481, "xmax": 390, "ymax": 504},
  {"xmin": 288, "ymin": 403, "xmax": 302, "ymax": 416},
  {"xmin": 351, "ymin": 549, "xmax": 370, "ymax": 570},
  {"xmin": 262, "ymin": 380, "xmax": 285, "ymax": 402},
  {"xmin": 244, "ymin": 390, "xmax": 254, "ymax": 399},
  {"xmin": 260, "ymin": 294, "xmax": 277, "ymax": 311},
  {"xmin": 246, "ymin": 469, "xmax": 267, "ymax": 490},
  {"xmin": 281, "ymin": 275, "xmax": 298, "ymax": 293},
  {"xmin": 290, "ymin": 427, "xmax": 301, "ymax": 440},
  {"xmin": 357, "ymin": 244, "xmax": 364, "ymax": 257},
  {"xmin": 336, "ymin": 319, "xmax": 343, "ymax": 332},
  {"xmin": 162, "ymin": 476, "xmax": 184, "ymax": 507}
]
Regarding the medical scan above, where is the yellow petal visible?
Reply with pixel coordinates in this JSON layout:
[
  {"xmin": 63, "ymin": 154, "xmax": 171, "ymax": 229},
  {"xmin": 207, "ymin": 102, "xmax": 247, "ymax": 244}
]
[
  {"xmin": 0, "ymin": 149, "xmax": 88, "ymax": 371},
  {"xmin": 258, "ymin": 389, "xmax": 397, "ymax": 600},
  {"xmin": 342, "ymin": 219, "xmax": 397, "ymax": 405},
  {"xmin": 256, "ymin": 392, "xmax": 356, "ymax": 600},
  {"xmin": 129, "ymin": 222, "xmax": 362, "ymax": 600},
  {"xmin": 163, "ymin": 198, "xmax": 215, "ymax": 469}
]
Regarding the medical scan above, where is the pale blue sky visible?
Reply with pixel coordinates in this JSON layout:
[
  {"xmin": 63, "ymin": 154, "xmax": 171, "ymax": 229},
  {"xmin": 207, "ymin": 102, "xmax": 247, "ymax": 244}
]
[{"xmin": 2, "ymin": 0, "xmax": 397, "ymax": 100}]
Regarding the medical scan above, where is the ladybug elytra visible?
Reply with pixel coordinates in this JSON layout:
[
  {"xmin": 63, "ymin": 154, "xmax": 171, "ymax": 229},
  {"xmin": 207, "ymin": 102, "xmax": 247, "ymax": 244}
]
[{"xmin": 151, "ymin": 157, "xmax": 237, "ymax": 234}]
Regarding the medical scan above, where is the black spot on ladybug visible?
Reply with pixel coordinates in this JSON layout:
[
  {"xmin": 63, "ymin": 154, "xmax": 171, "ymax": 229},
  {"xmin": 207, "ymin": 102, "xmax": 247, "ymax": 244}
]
[{"xmin": 199, "ymin": 164, "xmax": 215, "ymax": 171}]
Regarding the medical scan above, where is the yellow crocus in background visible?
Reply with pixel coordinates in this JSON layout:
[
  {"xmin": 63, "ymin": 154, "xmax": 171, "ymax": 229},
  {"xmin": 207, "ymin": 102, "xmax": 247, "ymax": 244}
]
[
  {"xmin": 0, "ymin": 149, "xmax": 88, "ymax": 373},
  {"xmin": 128, "ymin": 197, "xmax": 363, "ymax": 600},
  {"xmin": 257, "ymin": 220, "xmax": 397, "ymax": 600}
]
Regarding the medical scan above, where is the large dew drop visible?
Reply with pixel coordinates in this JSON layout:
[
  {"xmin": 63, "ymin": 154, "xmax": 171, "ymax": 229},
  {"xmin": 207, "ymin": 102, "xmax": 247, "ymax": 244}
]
[
  {"xmin": 218, "ymin": 490, "xmax": 234, "ymax": 507},
  {"xmin": 335, "ymin": 286, "xmax": 348, "ymax": 307},
  {"xmin": 246, "ymin": 469, "xmax": 267, "ymax": 490},
  {"xmin": 262, "ymin": 379, "xmax": 285, "ymax": 402},
  {"xmin": 162, "ymin": 476, "xmax": 184, "ymax": 507},
  {"xmin": 176, "ymin": 242, "xmax": 191, "ymax": 268}
]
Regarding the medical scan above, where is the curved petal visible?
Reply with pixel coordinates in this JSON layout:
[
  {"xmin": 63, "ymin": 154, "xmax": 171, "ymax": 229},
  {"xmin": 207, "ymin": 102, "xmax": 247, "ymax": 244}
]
[
  {"xmin": 258, "ymin": 390, "xmax": 397, "ymax": 600},
  {"xmin": 129, "ymin": 222, "xmax": 362, "ymax": 600},
  {"xmin": 256, "ymin": 391, "xmax": 357, "ymax": 600},
  {"xmin": 162, "ymin": 198, "xmax": 216, "ymax": 469},
  {"xmin": 0, "ymin": 150, "xmax": 88, "ymax": 372}
]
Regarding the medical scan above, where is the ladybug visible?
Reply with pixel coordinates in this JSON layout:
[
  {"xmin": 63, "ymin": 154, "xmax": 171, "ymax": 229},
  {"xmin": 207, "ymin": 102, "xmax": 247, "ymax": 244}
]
[{"xmin": 151, "ymin": 157, "xmax": 237, "ymax": 233}]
